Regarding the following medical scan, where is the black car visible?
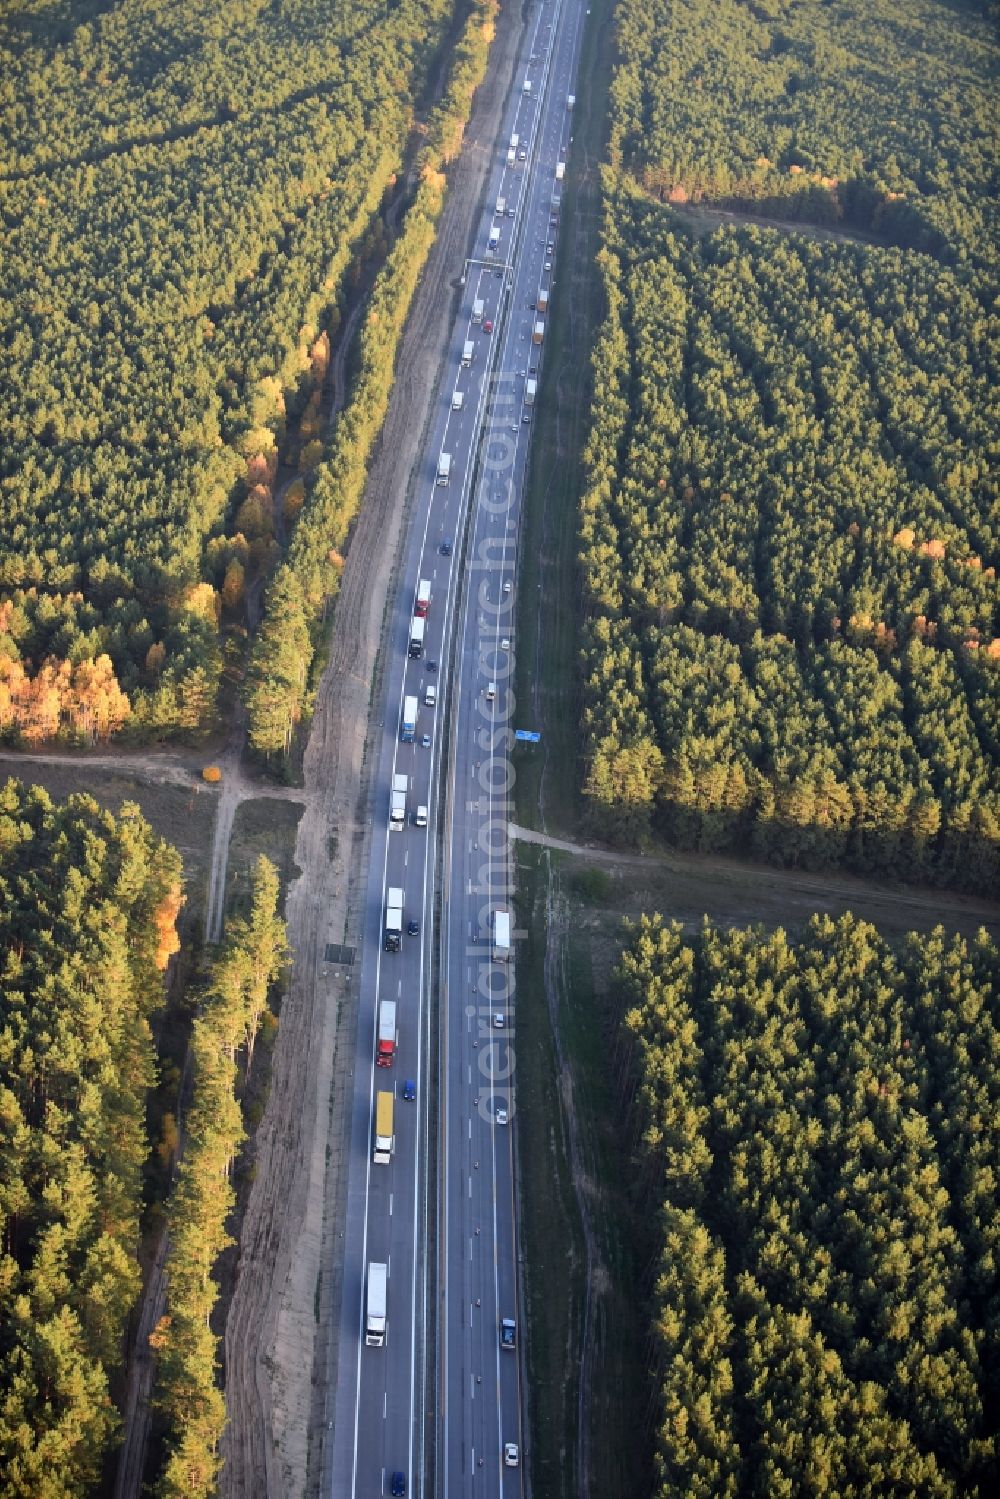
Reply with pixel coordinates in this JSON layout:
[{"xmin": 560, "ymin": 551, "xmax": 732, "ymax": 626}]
[
  {"xmin": 426, "ymin": 660, "xmax": 437, "ymax": 673},
  {"xmin": 408, "ymin": 919, "xmax": 420, "ymax": 936},
  {"xmin": 440, "ymin": 539, "xmax": 453, "ymax": 556},
  {"xmin": 391, "ymin": 1474, "xmax": 406, "ymax": 1498}
]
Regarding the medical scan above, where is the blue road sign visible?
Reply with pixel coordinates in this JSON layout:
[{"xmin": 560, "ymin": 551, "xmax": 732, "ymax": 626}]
[{"xmin": 514, "ymin": 730, "xmax": 541, "ymax": 743}]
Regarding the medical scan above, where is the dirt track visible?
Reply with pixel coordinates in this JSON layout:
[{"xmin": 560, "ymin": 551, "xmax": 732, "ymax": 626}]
[
  {"xmin": 511, "ymin": 823, "xmax": 1000, "ymax": 940},
  {"xmin": 0, "ymin": 745, "xmax": 208, "ymax": 790},
  {"xmin": 218, "ymin": 6, "xmax": 526, "ymax": 1494}
]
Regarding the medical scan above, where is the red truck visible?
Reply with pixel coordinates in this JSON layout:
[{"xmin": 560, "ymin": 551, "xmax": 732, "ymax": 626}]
[{"xmin": 415, "ymin": 578, "xmax": 431, "ymax": 618}]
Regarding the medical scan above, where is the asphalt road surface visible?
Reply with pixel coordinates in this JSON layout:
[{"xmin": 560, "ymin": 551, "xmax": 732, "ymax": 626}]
[{"xmin": 327, "ymin": 2, "xmax": 589, "ymax": 1493}]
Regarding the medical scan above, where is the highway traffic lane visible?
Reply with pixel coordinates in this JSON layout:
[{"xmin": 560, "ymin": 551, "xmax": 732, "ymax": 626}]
[
  {"xmin": 442, "ymin": 67, "xmax": 586, "ymax": 1487},
  {"xmin": 441, "ymin": 359, "xmax": 531, "ymax": 1489},
  {"xmin": 328, "ymin": 287, "xmax": 487, "ymax": 1496},
  {"xmin": 339, "ymin": 221, "xmax": 519, "ymax": 1492},
  {"xmin": 437, "ymin": 11, "xmax": 563, "ymax": 1475},
  {"xmin": 441, "ymin": 708, "xmax": 521, "ymax": 1491},
  {"xmin": 331, "ymin": 0, "xmax": 587, "ymax": 1490},
  {"xmin": 432, "ymin": 0, "xmax": 584, "ymax": 1463},
  {"xmin": 339, "ymin": 773, "xmax": 434, "ymax": 1493}
]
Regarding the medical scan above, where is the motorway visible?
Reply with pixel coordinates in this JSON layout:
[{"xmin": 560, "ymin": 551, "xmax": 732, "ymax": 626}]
[{"xmin": 327, "ymin": 1, "xmax": 589, "ymax": 1494}]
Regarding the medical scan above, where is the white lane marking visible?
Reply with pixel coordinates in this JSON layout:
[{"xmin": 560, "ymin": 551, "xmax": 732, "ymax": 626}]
[{"xmin": 389, "ymin": 1193, "xmax": 394, "ymax": 1217}]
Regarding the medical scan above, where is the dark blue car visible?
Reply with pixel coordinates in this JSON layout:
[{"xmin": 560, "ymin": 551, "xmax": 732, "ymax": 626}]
[
  {"xmin": 391, "ymin": 1474, "xmax": 406, "ymax": 1498},
  {"xmin": 402, "ymin": 1079, "xmax": 416, "ymax": 1101}
]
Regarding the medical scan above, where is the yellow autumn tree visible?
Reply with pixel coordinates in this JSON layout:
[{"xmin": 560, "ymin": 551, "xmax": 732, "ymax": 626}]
[
  {"xmin": 153, "ymin": 882, "xmax": 184, "ymax": 970},
  {"xmin": 69, "ymin": 655, "xmax": 131, "ymax": 741}
]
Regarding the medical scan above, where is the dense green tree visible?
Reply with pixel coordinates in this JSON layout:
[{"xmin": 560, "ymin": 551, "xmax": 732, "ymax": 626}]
[
  {"xmin": 0, "ymin": 780, "xmax": 182, "ymax": 1496},
  {"xmin": 154, "ymin": 856, "xmax": 286, "ymax": 1496},
  {"xmin": 609, "ymin": 0, "xmax": 996, "ymax": 267},
  {"xmin": 579, "ymin": 0, "xmax": 998, "ymax": 888},
  {"xmin": 244, "ymin": 0, "xmax": 498, "ymax": 747},
  {"xmin": 0, "ymin": 0, "xmax": 466, "ymax": 737},
  {"xmin": 618, "ymin": 913, "xmax": 1000, "ymax": 1495},
  {"xmin": 244, "ymin": 566, "xmax": 311, "ymax": 755},
  {"xmin": 578, "ymin": 189, "xmax": 999, "ymax": 886}
]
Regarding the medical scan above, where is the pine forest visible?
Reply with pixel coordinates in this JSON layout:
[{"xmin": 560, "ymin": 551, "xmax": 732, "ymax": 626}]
[
  {"xmin": 0, "ymin": 0, "xmax": 464, "ymax": 741},
  {"xmin": 579, "ymin": 0, "xmax": 998, "ymax": 889},
  {"xmin": 618, "ymin": 913, "xmax": 999, "ymax": 1497},
  {"xmin": 0, "ymin": 780, "xmax": 182, "ymax": 1495}
]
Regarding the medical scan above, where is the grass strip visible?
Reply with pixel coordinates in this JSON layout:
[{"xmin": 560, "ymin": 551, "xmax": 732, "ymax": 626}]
[
  {"xmin": 514, "ymin": 845, "xmax": 586, "ymax": 1495},
  {"xmin": 514, "ymin": 0, "xmax": 616, "ymax": 836}
]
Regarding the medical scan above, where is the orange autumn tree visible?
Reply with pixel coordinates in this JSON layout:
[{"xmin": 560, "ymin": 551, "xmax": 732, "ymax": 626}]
[
  {"xmin": 0, "ymin": 650, "xmax": 130, "ymax": 743},
  {"xmin": 153, "ymin": 882, "xmax": 184, "ymax": 970}
]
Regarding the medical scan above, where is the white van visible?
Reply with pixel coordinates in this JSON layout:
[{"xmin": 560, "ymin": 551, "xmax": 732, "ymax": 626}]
[
  {"xmin": 414, "ymin": 805, "xmax": 428, "ymax": 829},
  {"xmin": 451, "ymin": 390, "xmax": 464, "ymax": 411},
  {"xmin": 485, "ymin": 682, "xmax": 496, "ymax": 702},
  {"xmin": 425, "ymin": 684, "xmax": 437, "ymax": 707}
]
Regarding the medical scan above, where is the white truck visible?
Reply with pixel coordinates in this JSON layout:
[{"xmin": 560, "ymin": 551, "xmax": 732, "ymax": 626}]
[
  {"xmin": 384, "ymin": 887, "xmax": 403, "ymax": 952},
  {"xmin": 451, "ymin": 389, "xmax": 464, "ymax": 411},
  {"xmin": 506, "ymin": 147, "xmax": 516, "ymax": 167},
  {"xmin": 437, "ymin": 451, "xmax": 452, "ymax": 486},
  {"xmin": 373, "ymin": 1090, "xmax": 394, "ymax": 1164},
  {"xmin": 376, "ymin": 998, "xmax": 397, "ymax": 1066},
  {"xmin": 487, "ymin": 225, "xmax": 500, "ymax": 254},
  {"xmin": 473, "ymin": 296, "xmax": 485, "ymax": 322},
  {"xmin": 401, "ymin": 694, "xmax": 418, "ymax": 742},
  {"xmin": 493, "ymin": 909, "xmax": 511, "ymax": 961},
  {"xmin": 510, "ymin": 132, "xmax": 519, "ymax": 151},
  {"xmin": 462, "ymin": 338, "xmax": 475, "ymax": 367},
  {"xmin": 555, "ymin": 161, "xmax": 565, "ymax": 181},
  {"xmin": 495, "ymin": 197, "xmax": 505, "ymax": 217},
  {"xmin": 366, "ymin": 1262, "xmax": 387, "ymax": 1346},
  {"xmin": 390, "ymin": 772, "xmax": 408, "ymax": 829},
  {"xmin": 408, "ymin": 615, "xmax": 425, "ymax": 658},
  {"xmin": 567, "ymin": 94, "xmax": 575, "ymax": 109},
  {"xmin": 522, "ymin": 78, "xmax": 532, "ymax": 96},
  {"xmin": 524, "ymin": 378, "xmax": 537, "ymax": 415}
]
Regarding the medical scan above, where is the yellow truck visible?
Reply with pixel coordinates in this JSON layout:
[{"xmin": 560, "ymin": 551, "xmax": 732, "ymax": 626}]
[{"xmin": 374, "ymin": 1090, "xmax": 394, "ymax": 1164}]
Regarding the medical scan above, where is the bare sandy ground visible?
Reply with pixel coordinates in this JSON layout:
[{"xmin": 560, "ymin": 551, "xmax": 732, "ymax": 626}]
[{"xmin": 218, "ymin": 5, "xmax": 526, "ymax": 1494}]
